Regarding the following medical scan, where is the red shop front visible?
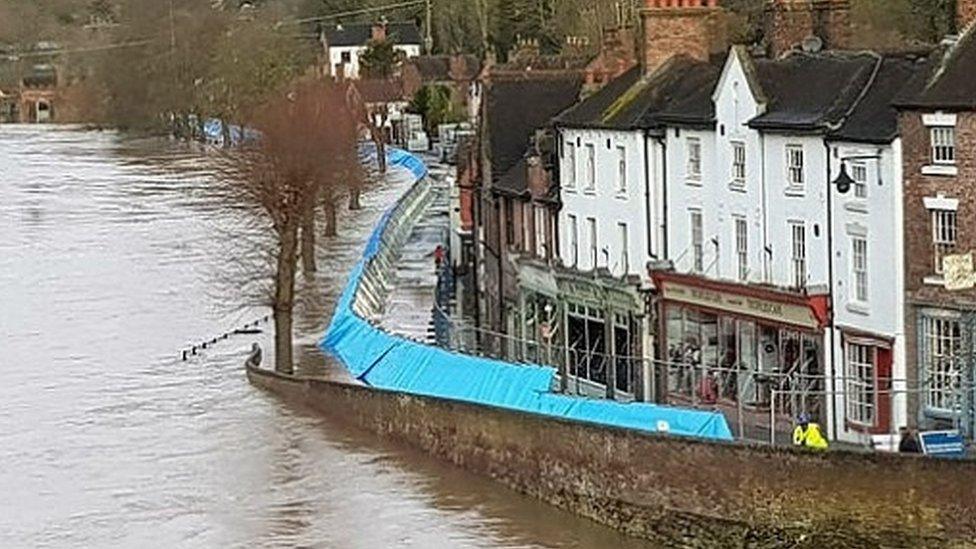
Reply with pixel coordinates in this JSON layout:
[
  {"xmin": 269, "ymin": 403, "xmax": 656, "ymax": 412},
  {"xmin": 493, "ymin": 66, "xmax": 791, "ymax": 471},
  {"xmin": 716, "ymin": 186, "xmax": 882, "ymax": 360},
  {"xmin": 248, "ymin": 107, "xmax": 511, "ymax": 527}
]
[{"xmin": 652, "ymin": 272, "xmax": 831, "ymax": 433}]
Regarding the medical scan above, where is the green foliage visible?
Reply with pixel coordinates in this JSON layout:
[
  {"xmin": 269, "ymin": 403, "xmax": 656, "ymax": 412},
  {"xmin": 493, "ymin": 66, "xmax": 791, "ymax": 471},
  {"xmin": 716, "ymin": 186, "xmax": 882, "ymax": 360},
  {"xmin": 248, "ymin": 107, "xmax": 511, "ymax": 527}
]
[
  {"xmin": 408, "ymin": 84, "xmax": 459, "ymax": 133},
  {"xmin": 359, "ymin": 38, "xmax": 405, "ymax": 79}
]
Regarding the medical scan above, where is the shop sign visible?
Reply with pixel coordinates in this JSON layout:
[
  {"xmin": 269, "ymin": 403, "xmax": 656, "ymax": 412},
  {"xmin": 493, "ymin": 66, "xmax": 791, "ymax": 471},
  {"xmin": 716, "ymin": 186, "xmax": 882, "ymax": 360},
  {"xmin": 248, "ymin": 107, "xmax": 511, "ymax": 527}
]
[
  {"xmin": 919, "ymin": 430, "xmax": 967, "ymax": 458},
  {"xmin": 661, "ymin": 281, "xmax": 820, "ymax": 329},
  {"xmin": 943, "ymin": 253, "xmax": 975, "ymax": 291}
]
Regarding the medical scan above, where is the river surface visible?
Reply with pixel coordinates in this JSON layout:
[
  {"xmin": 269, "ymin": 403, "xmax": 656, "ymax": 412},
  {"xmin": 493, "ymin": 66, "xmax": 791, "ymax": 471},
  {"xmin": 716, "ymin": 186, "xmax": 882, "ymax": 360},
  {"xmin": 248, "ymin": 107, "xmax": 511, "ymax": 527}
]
[{"xmin": 0, "ymin": 126, "xmax": 653, "ymax": 548}]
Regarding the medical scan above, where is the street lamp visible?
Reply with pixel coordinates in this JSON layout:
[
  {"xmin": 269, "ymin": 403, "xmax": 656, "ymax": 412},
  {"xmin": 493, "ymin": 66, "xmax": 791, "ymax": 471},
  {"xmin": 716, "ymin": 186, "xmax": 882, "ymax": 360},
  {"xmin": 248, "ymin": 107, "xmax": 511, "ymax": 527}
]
[{"xmin": 831, "ymin": 154, "xmax": 882, "ymax": 194}]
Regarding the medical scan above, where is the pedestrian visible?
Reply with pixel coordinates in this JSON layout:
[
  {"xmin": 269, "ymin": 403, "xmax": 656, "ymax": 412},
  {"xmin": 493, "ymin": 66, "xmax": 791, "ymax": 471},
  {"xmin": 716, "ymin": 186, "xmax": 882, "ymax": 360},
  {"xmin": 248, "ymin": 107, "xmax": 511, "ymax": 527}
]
[
  {"xmin": 434, "ymin": 244, "xmax": 445, "ymax": 270},
  {"xmin": 898, "ymin": 426, "xmax": 921, "ymax": 454},
  {"xmin": 792, "ymin": 413, "xmax": 829, "ymax": 451}
]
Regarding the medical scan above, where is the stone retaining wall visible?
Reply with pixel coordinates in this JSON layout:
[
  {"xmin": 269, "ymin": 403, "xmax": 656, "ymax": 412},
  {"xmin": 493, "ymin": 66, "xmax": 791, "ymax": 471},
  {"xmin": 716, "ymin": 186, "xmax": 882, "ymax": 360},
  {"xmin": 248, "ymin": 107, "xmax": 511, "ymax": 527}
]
[{"xmin": 247, "ymin": 366, "xmax": 976, "ymax": 548}]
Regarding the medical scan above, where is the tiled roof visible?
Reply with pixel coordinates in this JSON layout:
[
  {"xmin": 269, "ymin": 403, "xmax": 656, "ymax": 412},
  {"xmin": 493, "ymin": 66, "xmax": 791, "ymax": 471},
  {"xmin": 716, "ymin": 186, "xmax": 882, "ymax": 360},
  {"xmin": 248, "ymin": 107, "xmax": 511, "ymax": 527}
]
[
  {"xmin": 896, "ymin": 28, "xmax": 976, "ymax": 110},
  {"xmin": 748, "ymin": 51, "xmax": 879, "ymax": 131},
  {"xmin": 323, "ymin": 22, "xmax": 422, "ymax": 47},
  {"xmin": 486, "ymin": 73, "xmax": 584, "ymax": 190}
]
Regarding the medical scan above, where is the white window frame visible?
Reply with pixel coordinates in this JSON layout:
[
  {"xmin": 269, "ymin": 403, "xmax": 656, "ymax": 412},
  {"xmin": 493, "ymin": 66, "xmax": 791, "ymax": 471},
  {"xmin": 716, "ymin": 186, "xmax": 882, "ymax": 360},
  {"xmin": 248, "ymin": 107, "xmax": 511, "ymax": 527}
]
[
  {"xmin": 851, "ymin": 237, "xmax": 868, "ymax": 304},
  {"xmin": 521, "ymin": 202, "xmax": 533, "ymax": 253},
  {"xmin": 690, "ymin": 209, "xmax": 703, "ymax": 273},
  {"xmin": 845, "ymin": 342, "xmax": 876, "ymax": 426},
  {"xmin": 617, "ymin": 222, "xmax": 629, "ymax": 275},
  {"xmin": 534, "ymin": 205, "xmax": 548, "ymax": 258},
  {"xmin": 850, "ymin": 161, "xmax": 868, "ymax": 199},
  {"xmin": 930, "ymin": 126, "xmax": 956, "ymax": 166},
  {"xmin": 587, "ymin": 216, "xmax": 598, "ymax": 268},
  {"xmin": 567, "ymin": 214, "xmax": 579, "ymax": 267},
  {"xmin": 734, "ymin": 216, "xmax": 748, "ymax": 282},
  {"xmin": 616, "ymin": 145, "xmax": 627, "ymax": 194},
  {"xmin": 920, "ymin": 314, "xmax": 962, "ymax": 414},
  {"xmin": 564, "ymin": 141, "xmax": 577, "ymax": 190},
  {"xmin": 786, "ymin": 144, "xmax": 804, "ymax": 192},
  {"xmin": 584, "ymin": 144, "xmax": 596, "ymax": 192},
  {"xmin": 789, "ymin": 221, "xmax": 806, "ymax": 289},
  {"xmin": 686, "ymin": 137, "xmax": 702, "ymax": 183},
  {"xmin": 931, "ymin": 209, "xmax": 957, "ymax": 274},
  {"xmin": 731, "ymin": 141, "xmax": 746, "ymax": 187}
]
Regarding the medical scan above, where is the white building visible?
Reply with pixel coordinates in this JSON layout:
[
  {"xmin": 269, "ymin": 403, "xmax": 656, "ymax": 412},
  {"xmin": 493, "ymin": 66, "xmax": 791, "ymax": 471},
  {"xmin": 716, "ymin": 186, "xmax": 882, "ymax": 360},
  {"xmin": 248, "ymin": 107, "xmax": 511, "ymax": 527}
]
[{"xmin": 321, "ymin": 22, "xmax": 422, "ymax": 80}]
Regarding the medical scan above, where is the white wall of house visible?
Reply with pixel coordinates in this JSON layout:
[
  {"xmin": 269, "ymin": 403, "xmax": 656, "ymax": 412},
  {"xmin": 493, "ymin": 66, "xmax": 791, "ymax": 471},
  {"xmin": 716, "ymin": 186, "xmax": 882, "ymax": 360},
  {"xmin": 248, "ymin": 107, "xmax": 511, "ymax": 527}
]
[
  {"xmin": 663, "ymin": 126, "xmax": 720, "ymax": 275},
  {"xmin": 558, "ymin": 127, "xmax": 655, "ymax": 277},
  {"xmin": 329, "ymin": 44, "xmax": 421, "ymax": 79},
  {"xmin": 828, "ymin": 138, "xmax": 906, "ymax": 443}
]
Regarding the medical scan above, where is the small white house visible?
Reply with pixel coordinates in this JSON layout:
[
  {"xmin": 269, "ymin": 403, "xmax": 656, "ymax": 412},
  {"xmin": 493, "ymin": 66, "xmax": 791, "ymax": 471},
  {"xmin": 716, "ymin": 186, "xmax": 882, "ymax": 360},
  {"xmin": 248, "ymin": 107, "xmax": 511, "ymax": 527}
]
[{"xmin": 321, "ymin": 22, "xmax": 422, "ymax": 80}]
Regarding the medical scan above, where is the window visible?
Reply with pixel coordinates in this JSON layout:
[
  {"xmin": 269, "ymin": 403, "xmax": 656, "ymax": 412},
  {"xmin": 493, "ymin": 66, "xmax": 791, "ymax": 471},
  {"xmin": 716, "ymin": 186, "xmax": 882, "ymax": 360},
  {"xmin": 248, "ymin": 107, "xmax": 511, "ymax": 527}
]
[
  {"xmin": 852, "ymin": 237, "xmax": 868, "ymax": 303},
  {"xmin": 564, "ymin": 142, "xmax": 577, "ymax": 189},
  {"xmin": 686, "ymin": 137, "xmax": 702, "ymax": 181},
  {"xmin": 734, "ymin": 216, "xmax": 748, "ymax": 282},
  {"xmin": 790, "ymin": 221, "xmax": 806, "ymax": 288},
  {"xmin": 534, "ymin": 206, "xmax": 548, "ymax": 258},
  {"xmin": 340, "ymin": 51, "xmax": 351, "ymax": 63},
  {"xmin": 931, "ymin": 126, "xmax": 956, "ymax": 165},
  {"xmin": 921, "ymin": 315, "xmax": 962, "ymax": 412},
  {"xmin": 932, "ymin": 209, "xmax": 957, "ymax": 274},
  {"xmin": 786, "ymin": 145, "xmax": 804, "ymax": 190},
  {"xmin": 731, "ymin": 141, "xmax": 746, "ymax": 186},
  {"xmin": 584, "ymin": 144, "xmax": 596, "ymax": 192},
  {"xmin": 616, "ymin": 146, "xmax": 627, "ymax": 194},
  {"xmin": 587, "ymin": 217, "xmax": 597, "ymax": 268},
  {"xmin": 690, "ymin": 209, "xmax": 703, "ymax": 273},
  {"xmin": 567, "ymin": 214, "xmax": 579, "ymax": 266},
  {"xmin": 845, "ymin": 343, "xmax": 876, "ymax": 425},
  {"xmin": 617, "ymin": 222, "xmax": 629, "ymax": 274},
  {"xmin": 851, "ymin": 162, "xmax": 868, "ymax": 199},
  {"xmin": 504, "ymin": 199, "xmax": 515, "ymax": 247},
  {"xmin": 521, "ymin": 202, "xmax": 533, "ymax": 252}
]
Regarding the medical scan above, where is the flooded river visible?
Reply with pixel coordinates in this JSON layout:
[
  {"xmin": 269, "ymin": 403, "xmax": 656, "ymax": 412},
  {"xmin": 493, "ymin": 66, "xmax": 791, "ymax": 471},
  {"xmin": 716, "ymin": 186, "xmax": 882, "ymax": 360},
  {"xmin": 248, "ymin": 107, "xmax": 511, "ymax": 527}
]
[{"xmin": 0, "ymin": 126, "xmax": 653, "ymax": 548}]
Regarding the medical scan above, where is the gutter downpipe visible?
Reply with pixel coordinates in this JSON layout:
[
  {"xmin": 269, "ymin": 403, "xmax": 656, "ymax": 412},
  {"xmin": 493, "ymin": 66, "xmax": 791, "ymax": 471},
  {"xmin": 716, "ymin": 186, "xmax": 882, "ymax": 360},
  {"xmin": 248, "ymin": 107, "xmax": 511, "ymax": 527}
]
[
  {"xmin": 656, "ymin": 134, "xmax": 668, "ymax": 261},
  {"xmin": 825, "ymin": 138, "xmax": 838, "ymax": 442},
  {"xmin": 644, "ymin": 129, "xmax": 654, "ymax": 259}
]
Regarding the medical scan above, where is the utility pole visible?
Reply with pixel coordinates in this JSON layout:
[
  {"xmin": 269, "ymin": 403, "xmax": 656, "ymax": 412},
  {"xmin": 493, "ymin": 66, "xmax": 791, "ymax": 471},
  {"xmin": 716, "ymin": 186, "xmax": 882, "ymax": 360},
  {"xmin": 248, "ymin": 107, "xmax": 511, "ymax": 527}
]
[{"xmin": 424, "ymin": 0, "xmax": 434, "ymax": 53}]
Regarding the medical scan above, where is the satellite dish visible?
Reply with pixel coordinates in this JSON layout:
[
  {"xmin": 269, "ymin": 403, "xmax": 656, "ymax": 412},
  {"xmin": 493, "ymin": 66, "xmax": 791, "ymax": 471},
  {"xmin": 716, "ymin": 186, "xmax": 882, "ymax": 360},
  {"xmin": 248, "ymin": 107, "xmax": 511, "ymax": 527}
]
[{"xmin": 802, "ymin": 35, "xmax": 824, "ymax": 53}]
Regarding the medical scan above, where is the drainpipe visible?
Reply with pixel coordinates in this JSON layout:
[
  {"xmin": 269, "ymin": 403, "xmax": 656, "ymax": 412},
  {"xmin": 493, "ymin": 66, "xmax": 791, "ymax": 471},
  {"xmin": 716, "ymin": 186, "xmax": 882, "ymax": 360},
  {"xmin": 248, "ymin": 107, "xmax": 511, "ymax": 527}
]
[
  {"xmin": 656, "ymin": 135, "xmax": 668, "ymax": 260},
  {"xmin": 644, "ymin": 130, "xmax": 654, "ymax": 258},
  {"xmin": 825, "ymin": 139, "xmax": 838, "ymax": 442}
]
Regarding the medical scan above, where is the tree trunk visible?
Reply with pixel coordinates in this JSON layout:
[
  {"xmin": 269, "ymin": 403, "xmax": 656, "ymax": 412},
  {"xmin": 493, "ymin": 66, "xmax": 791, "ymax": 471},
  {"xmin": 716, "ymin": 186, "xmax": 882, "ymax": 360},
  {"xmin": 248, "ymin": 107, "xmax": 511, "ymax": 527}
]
[
  {"xmin": 301, "ymin": 205, "xmax": 317, "ymax": 273},
  {"xmin": 273, "ymin": 226, "xmax": 298, "ymax": 375},
  {"xmin": 323, "ymin": 201, "xmax": 337, "ymax": 237}
]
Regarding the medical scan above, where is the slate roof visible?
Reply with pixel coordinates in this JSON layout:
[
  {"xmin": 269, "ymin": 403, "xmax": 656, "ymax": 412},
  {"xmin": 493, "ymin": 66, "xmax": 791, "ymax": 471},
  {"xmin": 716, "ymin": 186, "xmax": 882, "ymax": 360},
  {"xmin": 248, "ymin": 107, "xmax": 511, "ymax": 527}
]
[
  {"xmin": 896, "ymin": 28, "xmax": 976, "ymax": 110},
  {"xmin": 486, "ymin": 73, "xmax": 584, "ymax": 193},
  {"xmin": 323, "ymin": 22, "xmax": 422, "ymax": 47},
  {"xmin": 408, "ymin": 55, "xmax": 481, "ymax": 81},
  {"xmin": 748, "ymin": 51, "xmax": 879, "ymax": 131},
  {"xmin": 553, "ymin": 57, "xmax": 722, "ymax": 131},
  {"xmin": 831, "ymin": 52, "xmax": 937, "ymax": 143}
]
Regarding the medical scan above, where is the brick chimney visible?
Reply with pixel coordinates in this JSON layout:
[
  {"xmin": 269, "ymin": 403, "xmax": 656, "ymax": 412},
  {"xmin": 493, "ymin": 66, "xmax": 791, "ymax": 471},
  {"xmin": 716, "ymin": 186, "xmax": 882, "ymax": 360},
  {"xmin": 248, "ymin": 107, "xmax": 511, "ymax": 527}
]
[
  {"xmin": 641, "ymin": 0, "xmax": 728, "ymax": 76},
  {"xmin": 584, "ymin": 25, "xmax": 637, "ymax": 93},
  {"xmin": 960, "ymin": 0, "xmax": 976, "ymax": 32},
  {"xmin": 765, "ymin": 0, "xmax": 852, "ymax": 58}
]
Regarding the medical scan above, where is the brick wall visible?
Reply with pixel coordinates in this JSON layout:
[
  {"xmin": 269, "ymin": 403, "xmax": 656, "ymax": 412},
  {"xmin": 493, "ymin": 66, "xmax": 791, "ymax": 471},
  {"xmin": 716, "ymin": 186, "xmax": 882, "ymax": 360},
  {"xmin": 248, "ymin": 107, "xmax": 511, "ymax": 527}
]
[
  {"xmin": 640, "ymin": 0, "xmax": 727, "ymax": 76},
  {"xmin": 901, "ymin": 110, "xmax": 976, "ymax": 425},
  {"xmin": 765, "ymin": 0, "xmax": 852, "ymax": 57},
  {"xmin": 249, "ymin": 365, "xmax": 976, "ymax": 546}
]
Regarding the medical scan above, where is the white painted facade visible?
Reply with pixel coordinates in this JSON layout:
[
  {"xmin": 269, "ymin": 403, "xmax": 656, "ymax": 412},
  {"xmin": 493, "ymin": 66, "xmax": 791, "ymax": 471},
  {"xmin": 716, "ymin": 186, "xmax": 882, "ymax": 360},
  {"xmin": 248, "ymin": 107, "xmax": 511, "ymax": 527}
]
[
  {"xmin": 558, "ymin": 127, "xmax": 661, "ymax": 277},
  {"xmin": 328, "ymin": 44, "xmax": 421, "ymax": 80}
]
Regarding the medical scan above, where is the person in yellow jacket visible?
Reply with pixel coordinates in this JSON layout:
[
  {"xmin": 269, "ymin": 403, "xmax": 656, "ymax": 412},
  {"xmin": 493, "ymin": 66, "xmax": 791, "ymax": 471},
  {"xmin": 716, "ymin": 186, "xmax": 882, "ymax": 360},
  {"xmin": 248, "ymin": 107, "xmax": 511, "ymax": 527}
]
[{"xmin": 793, "ymin": 413, "xmax": 829, "ymax": 450}]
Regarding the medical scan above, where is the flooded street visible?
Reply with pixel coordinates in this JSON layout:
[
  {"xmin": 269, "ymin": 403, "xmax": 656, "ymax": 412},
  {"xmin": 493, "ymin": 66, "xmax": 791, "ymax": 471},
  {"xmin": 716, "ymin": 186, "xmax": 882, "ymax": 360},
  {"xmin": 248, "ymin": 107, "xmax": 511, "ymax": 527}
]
[{"xmin": 0, "ymin": 126, "xmax": 652, "ymax": 548}]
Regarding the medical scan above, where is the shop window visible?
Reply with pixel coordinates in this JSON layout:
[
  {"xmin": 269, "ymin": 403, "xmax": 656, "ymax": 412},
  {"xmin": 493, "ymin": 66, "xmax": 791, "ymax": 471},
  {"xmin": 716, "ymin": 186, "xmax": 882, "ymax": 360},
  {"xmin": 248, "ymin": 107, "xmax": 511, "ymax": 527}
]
[
  {"xmin": 845, "ymin": 343, "xmax": 876, "ymax": 425},
  {"xmin": 614, "ymin": 313, "xmax": 634, "ymax": 394},
  {"xmin": 921, "ymin": 315, "xmax": 962, "ymax": 413},
  {"xmin": 567, "ymin": 304, "xmax": 607, "ymax": 386}
]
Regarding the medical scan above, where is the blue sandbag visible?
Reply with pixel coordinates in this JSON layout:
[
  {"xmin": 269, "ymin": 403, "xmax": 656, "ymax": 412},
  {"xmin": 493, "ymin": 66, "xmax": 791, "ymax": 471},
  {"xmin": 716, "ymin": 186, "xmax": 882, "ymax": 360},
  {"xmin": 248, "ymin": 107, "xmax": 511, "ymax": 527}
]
[{"xmin": 320, "ymin": 148, "xmax": 733, "ymax": 442}]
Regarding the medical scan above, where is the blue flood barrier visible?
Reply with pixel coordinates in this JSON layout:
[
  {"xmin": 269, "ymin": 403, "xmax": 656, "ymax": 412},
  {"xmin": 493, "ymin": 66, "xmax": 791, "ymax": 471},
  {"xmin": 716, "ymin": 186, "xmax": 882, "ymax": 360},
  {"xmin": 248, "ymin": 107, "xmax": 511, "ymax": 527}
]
[{"xmin": 320, "ymin": 148, "xmax": 733, "ymax": 442}]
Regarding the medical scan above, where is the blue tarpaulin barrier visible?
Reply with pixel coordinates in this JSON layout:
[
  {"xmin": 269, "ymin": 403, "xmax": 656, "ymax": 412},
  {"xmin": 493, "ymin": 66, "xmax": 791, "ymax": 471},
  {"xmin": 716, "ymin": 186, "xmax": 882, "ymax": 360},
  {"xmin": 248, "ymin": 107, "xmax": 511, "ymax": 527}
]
[{"xmin": 320, "ymin": 148, "xmax": 733, "ymax": 442}]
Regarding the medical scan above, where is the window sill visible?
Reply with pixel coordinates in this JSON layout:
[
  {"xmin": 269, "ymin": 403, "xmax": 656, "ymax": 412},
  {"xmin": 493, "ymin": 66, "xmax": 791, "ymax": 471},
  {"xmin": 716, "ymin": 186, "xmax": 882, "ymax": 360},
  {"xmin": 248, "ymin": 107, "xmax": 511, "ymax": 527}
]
[
  {"xmin": 923, "ymin": 275, "xmax": 945, "ymax": 287},
  {"xmin": 728, "ymin": 181, "xmax": 746, "ymax": 192},
  {"xmin": 563, "ymin": 186, "xmax": 577, "ymax": 194},
  {"xmin": 582, "ymin": 188, "xmax": 596, "ymax": 196},
  {"xmin": 784, "ymin": 186, "xmax": 805, "ymax": 197},
  {"xmin": 844, "ymin": 200, "xmax": 868, "ymax": 214},
  {"xmin": 921, "ymin": 164, "xmax": 958, "ymax": 177},
  {"xmin": 614, "ymin": 192, "xmax": 628, "ymax": 200},
  {"xmin": 846, "ymin": 302, "xmax": 870, "ymax": 316},
  {"xmin": 686, "ymin": 178, "xmax": 703, "ymax": 187}
]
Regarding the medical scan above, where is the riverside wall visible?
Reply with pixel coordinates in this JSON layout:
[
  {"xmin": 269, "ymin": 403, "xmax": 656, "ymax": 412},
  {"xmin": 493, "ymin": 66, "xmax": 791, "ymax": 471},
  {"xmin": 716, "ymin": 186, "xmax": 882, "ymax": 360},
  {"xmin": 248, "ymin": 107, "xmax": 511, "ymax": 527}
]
[{"xmin": 248, "ymin": 365, "xmax": 976, "ymax": 548}]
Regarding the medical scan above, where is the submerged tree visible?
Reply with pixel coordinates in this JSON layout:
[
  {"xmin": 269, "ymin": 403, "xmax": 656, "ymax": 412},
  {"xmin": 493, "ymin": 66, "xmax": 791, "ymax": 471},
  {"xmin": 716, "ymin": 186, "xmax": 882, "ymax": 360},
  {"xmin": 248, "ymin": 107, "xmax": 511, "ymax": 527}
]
[{"xmin": 221, "ymin": 79, "xmax": 361, "ymax": 374}]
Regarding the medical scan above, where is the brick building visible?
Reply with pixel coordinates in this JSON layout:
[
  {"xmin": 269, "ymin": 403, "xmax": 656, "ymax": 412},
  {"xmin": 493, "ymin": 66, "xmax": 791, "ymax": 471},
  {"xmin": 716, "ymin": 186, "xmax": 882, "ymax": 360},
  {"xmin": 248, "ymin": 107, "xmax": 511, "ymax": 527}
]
[{"xmin": 896, "ymin": 4, "xmax": 976, "ymax": 440}]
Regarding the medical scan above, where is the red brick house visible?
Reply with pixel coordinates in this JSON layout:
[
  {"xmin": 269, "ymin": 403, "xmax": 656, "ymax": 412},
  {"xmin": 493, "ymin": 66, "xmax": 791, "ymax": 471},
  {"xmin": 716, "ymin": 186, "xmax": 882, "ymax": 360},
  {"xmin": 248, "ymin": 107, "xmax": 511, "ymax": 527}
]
[{"xmin": 896, "ymin": 2, "xmax": 976, "ymax": 440}]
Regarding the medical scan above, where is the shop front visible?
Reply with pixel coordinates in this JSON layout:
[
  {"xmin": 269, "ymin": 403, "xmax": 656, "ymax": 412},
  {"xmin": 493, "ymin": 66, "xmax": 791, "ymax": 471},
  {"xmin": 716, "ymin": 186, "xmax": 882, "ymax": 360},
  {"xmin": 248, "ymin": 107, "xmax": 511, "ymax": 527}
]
[{"xmin": 653, "ymin": 272, "xmax": 830, "ymax": 439}]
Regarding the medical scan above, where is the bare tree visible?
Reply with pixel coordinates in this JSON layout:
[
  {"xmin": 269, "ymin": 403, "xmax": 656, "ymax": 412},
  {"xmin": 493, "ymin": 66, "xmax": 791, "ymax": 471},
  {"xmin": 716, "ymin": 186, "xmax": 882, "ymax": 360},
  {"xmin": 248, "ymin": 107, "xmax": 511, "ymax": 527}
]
[{"xmin": 220, "ymin": 78, "xmax": 361, "ymax": 374}]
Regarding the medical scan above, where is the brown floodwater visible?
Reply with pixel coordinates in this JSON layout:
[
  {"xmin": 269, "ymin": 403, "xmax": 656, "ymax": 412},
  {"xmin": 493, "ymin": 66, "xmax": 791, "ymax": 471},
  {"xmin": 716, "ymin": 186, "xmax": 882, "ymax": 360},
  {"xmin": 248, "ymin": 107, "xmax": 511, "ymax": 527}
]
[{"xmin": 0, "ymin": 126, "xmax": 656, "ymax": 548}]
